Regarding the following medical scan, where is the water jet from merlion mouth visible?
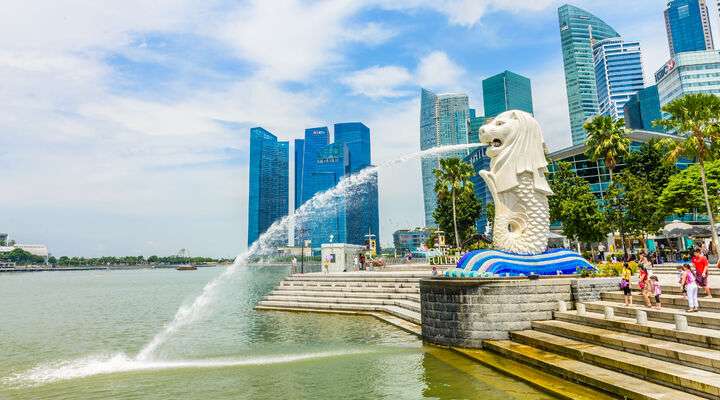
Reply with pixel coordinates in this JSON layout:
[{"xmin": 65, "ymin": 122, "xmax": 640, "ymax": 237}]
[{"xmin": 135, "ymin": 143, "xmax": 482, "ymax": 361}]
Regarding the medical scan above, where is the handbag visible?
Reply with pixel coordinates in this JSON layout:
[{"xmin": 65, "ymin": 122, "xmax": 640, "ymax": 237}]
[{"xmin": 619, "ymin": 279, "xmax": 629, "ymax": 290}]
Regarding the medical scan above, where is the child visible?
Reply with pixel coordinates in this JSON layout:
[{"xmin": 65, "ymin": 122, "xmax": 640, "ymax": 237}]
[{"xmin": 651, "ymin": 276, "xmax": 662, "ymax": 309}]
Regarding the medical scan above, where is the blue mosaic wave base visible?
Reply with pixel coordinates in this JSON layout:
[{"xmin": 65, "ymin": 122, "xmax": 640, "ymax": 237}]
[{"xmin": 444, "ymin": 248, "xmax": 594, "ymax": 278}]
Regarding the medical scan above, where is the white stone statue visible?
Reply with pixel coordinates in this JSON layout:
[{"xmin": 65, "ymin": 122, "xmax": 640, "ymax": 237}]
[{"xmin": 478, "ymin": 110, "xmax": 553, "ymax": 254}]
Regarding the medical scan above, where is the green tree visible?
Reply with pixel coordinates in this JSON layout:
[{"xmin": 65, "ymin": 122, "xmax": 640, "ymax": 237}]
[
  {"xmin": 549, "ymin": 162, "xmax": 609, "ymax": 250},
  {"xmin": 658, "ymin": 160, "xmax": 720, "ymax": 219},
  {"xmin": 433, "ymin": 158, "xmax": 480, "ymax": 248},
  {"xmin": 583, "ymin": 115, "xmax": 631, "ymax": 181},
  {"xmin": 655, "ymin": 93, "xmax": 720, "ymax": 255},
  {"xmin": 624, "ymin": 139, "xmax": 679, "ymax": 197}
]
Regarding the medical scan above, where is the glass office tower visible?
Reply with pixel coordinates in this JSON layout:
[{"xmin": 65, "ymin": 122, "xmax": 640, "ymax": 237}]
[
  {"xmin": 294, "ymin": 123, "xmax": 378, "ymax": 250},
  {"xmin": 623, "ymin": 85, "xmax": 664, "ymax": 132},
  {"xmin": 665, "ymin": 0, "xmax": 714, "ymax": 56},
  {"xmin": 558, "ymin": 4, "xmax": 620, "ymax": 145},
  {"xmin": 656, "ymin": 50, "xmax": 720, "ymax": 108},
  {"xmin": 482, "ymin": 70, "xmax": 534, "ymax": 117},
  {"xmin": 247, "ymin": 127, "xmax": 289, "ymax": 246},
  {"xmin": 419, "ymin": 88, "xmax": 470, "ymax": 226},
  {"xmin": 592, "ymin": 38, "xmax": 645, "ymax": 119}
]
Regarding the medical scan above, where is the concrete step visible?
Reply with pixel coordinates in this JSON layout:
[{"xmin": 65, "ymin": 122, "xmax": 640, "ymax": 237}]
[
  {"xmin": 531, "ymin": 319, "xmax": 720, "ymax": 373},
  {"xmin": 276, "ymin": 284, "xmax": 419, "ymax": 294},
  {"xmin": 555, "ymin": 310, "xmax": 720, "ymax": 350},
  {"xmin": 270, "ymin": 289, "xmax": 420, "ymax": 302},
  {"xmin": 630, "ymin": 284, "xmax": 720, "ymax": 297},
  {"xmin": 482, "ymin": 339, "xmax": 705, "ymax": 400},
  {"xmin": 601, "ymin": 291, "xmax": 720, "ymax": 310},
  {"xmin": 280, "ymin": 280, "xmax": 419, "ymax": 290},
  {"xmin": 255, "ymin": 300, "xmax": 421, "ymax": 325},
  {"xmin": 583, "ymin": 301, "xmax": 720, "ymax": 330},
  {"xmin": 510, "ymin": 329, "xmax": 720, "ymax": 398},
  {"xmin": 286, "ymin": 275, "xmax": 425, "ymax": 282},
  {"xmin": 263, "ymin": 295, "xmax": 421, "ymax": 313}
]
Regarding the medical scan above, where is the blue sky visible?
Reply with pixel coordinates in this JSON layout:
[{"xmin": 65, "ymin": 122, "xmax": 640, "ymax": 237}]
[{"xmin": 1, "ymin": 0, "xmax": 713, "ymax": 257}]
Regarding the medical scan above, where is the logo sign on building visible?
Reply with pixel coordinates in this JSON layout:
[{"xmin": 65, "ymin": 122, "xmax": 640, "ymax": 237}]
[{"xmin": 655, "ymin": 59, "xmax": 676, "ymax": 82}]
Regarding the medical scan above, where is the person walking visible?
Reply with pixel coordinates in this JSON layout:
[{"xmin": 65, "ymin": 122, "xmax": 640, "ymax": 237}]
[
  {"xmin": 291, "ymin": 257, "xmax": 298, "ymax": 274},
  {"xmin": 692, "ymin": 248, "xmax": 713, "ymax": 298},
  {"xmin": 322, "ymin": 256, "xmax": 330, "ymax": 275},
  {"xmin": 353, "ymin": 255, "xmax": 359, "ymax": 271},
  {"xmin": 650, "ymin": 276, "xmax": 662, "ymax": 309},
  {"xmin": 682, "ymin": 264, "xmax": 699, "ymax": 312},
  {"xmin": 620, "ymin": 262, "xmax": 633, "ymax": 306},
  {"xmin": 638, "ymin": 264, "xmax": 653, "ymax": 308},
  {"xmin": 359, "ymin": 253, "xmax": 366, "ymax": 271}
]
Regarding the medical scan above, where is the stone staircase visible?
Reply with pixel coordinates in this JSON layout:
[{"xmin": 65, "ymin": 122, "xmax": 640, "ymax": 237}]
[
  {"xmin": 480, "ymin": 283, "xmax": 720, "ymax": 399},
  {"xmin": 255, "ymin": 272, "xmax": 426, "ymax": 335}
]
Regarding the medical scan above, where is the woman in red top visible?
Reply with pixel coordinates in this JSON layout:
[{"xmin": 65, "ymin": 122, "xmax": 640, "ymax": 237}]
[
  {"xmin": 638, "ymin": 264, "xmax": 653, "ymax": 308},
  {"xmin": 692, "ymin": 248, "xmax": 712, "ymax": 298}
]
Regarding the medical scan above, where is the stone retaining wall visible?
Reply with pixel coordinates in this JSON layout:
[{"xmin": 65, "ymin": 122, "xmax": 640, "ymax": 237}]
[
  {"xmin": 571, "ymin": 277, "xmax": 621, "ymax": 303},
  {"xmin": 420, "ymin": 278, "xmax": 573, "ymax": 348}
]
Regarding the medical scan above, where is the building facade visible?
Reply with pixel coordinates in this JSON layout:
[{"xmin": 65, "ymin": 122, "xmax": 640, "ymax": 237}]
[
  {"xmin": 558, "ymin": 4, "xmax": 620, "ymax": 145},
  {"xmin": 656, "ymin": 50, "xmax": 720, "ymax": 109},
  {"xmin": 592, "ymin": 38, "xmax": 645, "ymax": 119},
  {"xmin": 247, "ymin": 127, "xmax": 289, "ymax": 246},
  {"xmin": 393, "ymin": 228, "xmax": 433, "ymax": 253},
  {"xmin": 419, "ymin": 88, "xmax": 470, "ymax": 226},
  {"xmin": 623, "ymin": 85, "xmax": 664, "ymax": 132},
  {"xmin": 482, "ymin": 70, "xmax": 534, "ymax": 118},
  {"xmin": 665, "ymin": 0, "xmax": 714, "ymax": 56},
  {"xmin": 463, "ymin": 147, "xmax": 492, "ymax": 234},
  {"xmin": 294, "ymin": 123, "xmax": 379, "ymax": 251}
]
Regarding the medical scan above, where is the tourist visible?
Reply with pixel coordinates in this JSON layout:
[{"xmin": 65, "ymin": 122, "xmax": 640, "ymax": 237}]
[
  {"xmin": 291, "ymin": 257, "xmax": 298, "ymax": 274},
  {"xmin": 692, "ymin": 248, "xmax": 712, "ymax": 298},
  {"xmin": 353, "ymin": 255, "xmax": 359, "ymax": 271},
  {"xmin": 638, "ymin": 264, "xmax": 653, "ymax": 308},
  {"xmin": 322, "ymin": 257, "xmax": 330, "ymax": 275},
  {"xmin": 681, "ymin": 264, "xmax": 699, "ymax": 312},
  {"xmin": 359, "ymin": 253, "xmax": 366, "ymax": 271},
  {"xmin": 620, "ymin": 262, "xmax": 633, "ymax": 307},
  {"xmin": 650, "ymin": 276, "xmax": 662, "ymax": 309},
  {"xmin": 639, "ymin": 253, "xmax": 653, "ymax": 277},
  {"xmin": 431, "ymin": 266, "xmax": 438, "ymax": 277}
]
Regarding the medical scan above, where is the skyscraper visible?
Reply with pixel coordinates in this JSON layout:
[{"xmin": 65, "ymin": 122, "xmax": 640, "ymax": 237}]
[
  {"xmin": 623, "ymin": 85, "xmax": 663, "ymax": 132},
  {"xmin": 656, "ymin": 50, "xmax": 720, "ymax": 109},
  {"xmin": 558, "ymin": 4, "xmax": 620, "ymax": 145},
  {"xmin": 419, "ymin": 88, "xmax": 470, "ymax": 226},
  {"xmin": 294, "ymin": 123, "xmax": 379, "ymax": 250},
  {"xmin": 247, "ymin": 127, "xmax": 289, "ymax": 247},
  {"xmin": 665, "ymin": 0, "xmax": 714, "ymax": 56},
  {"xmin": 482, "ymin": 70, "xmax": 534, "ymax": 117},
  {"xmin": 592, "ymin": 38, "xmax": 645, "ymax": 120}
]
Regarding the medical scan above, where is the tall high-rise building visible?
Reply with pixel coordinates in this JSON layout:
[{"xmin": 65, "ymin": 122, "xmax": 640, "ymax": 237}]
[
  {"xmin": 294, "ymin": 123, "xmax": 379, "ymax": 249},
  {"xmin": 665, "ymin": 0, "xmax": 714, "ymax": 56},
  {"xmin": 419, "ymin": 88, "xmax": 470, "ymax": 226},
  {"xmin": 592, "ymin": 38, "xmax": 645, "ymax": 120},
  {"xmin": 558, "ymin": 4, "xmax": 620, "ymax": 145},
  {"xmin": 482, "ymin": 70, "xmax": 534, "ymax": 117},
  {"xmin": 656, "ymin": 49, "xmax": 720, "ymax": 109},
  {"xmin": 247, "ymin": 127, "xmax": 289, "ymax": 247},
  {"xmin": 467, "ymin": 109, "xmax": 487, "ymax": 144},
  {"xmin": 623, "ymin": 85, "xmax": 664, "ymax": 132}
]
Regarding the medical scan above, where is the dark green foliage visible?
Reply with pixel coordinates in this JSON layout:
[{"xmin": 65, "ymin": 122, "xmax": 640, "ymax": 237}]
[{"xmin": 432, "ymin": 158, "xmax": 482, "ymax": 249}]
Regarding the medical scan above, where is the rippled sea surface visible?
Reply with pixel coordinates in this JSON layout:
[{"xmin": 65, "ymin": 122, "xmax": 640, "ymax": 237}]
[{"xmin": 0, "ymin": 266, "xmax": 556, "ymax": 399}]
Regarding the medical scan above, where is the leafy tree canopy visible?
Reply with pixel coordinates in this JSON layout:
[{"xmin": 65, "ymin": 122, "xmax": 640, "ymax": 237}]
[{"xmin": 658, "ymin": 159, "xmax": 720, "ymax": 217}]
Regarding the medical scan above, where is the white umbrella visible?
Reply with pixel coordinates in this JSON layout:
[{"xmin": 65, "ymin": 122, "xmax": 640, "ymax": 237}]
[{"xmin": 662, "ymin": 220, "xmax": 694, "ymax": 237}]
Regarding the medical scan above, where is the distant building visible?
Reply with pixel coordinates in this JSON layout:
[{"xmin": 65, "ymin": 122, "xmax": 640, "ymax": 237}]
[
  {"xmin": 247, "ymin": 127, "xmax": 289, "ymax": 247},
  {"xmin": 592, "ymin": 38, "xmax": 645, "ymax": 120},
  {"xmin": 294, "ymin": 123, "xmax": 379, "ymax": 251},
  {"xmin": 463, "ymin": 147, "xmax": 492, "ymax": 234},
  {"xmin": 558, "ymin": 4, "xmax": 620, "ymax": 145},
  {"xmin": 0, "ymin": 233, "xmax": 6, "ymax": 246},
  {"xmin": 665, "ymin": 0, "xmax": 714, "ymax": 56},
  {"xmin": 393, "ymin": 228, "xmax": 433, "ymax": 252},
  {"xmin": 482, "ymin": 70, "xmax": 534, "ymax": 118},
  {"xmin": 0, "ymin": 244, "xmax": 49, "ymax": 257},
  {"xmin": 467, "ymin": 109, "xmax": 487, "ymax": 144},
  {"xmin": 419, "ymin": 88, "xmax": 471, "ymax": 226},
  {"xmin": 656, "ymin": 50, "xmax": 720, "ymax": 109},
  {"xmin": 624, "ymin": 86, "xmax": 664, "ymax": 132}
]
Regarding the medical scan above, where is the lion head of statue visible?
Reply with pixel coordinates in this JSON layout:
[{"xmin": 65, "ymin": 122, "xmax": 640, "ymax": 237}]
[{"xmin": 478, "ymin": 110, "xmax": 553, "ymax": 195}]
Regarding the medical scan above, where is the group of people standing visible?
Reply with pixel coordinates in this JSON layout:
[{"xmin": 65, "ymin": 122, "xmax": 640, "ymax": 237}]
[{"xmin": 620, "ymin": 248, "xmax": 713, "ymax": 313}]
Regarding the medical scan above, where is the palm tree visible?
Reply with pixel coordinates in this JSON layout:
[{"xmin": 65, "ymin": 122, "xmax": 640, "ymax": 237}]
[
  {"xmin": 434, "ymin": 158, "xmax": 475, "ymax": 248},
  {"xmin": 655, "ymin": 93, "xmax": 720, "ymax": 257},
  {"xmin": 584, "ymin": 115, "xmax": 631, "ymax": 181}
]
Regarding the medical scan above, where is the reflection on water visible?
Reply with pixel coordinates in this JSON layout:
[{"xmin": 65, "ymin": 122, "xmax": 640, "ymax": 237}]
[{"xmin": 0, "ymin": 266, "xmax": 556, "ymax": 399}]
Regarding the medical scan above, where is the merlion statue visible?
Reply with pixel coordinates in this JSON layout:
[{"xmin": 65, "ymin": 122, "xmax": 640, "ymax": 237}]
[{"xmin": 478, "ymin": 110, "xmax": 553, "ymax": 255}]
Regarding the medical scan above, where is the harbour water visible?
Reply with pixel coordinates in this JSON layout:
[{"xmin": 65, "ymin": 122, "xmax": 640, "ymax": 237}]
[{"xmin": 0, "ymin": 266, "xmax": 556, "ymax": 399}]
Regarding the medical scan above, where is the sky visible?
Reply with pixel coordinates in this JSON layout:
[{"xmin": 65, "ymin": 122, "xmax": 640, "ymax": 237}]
[{"xmin": 2, "ymin": 0, "xmax": 718, "ymax": 258}]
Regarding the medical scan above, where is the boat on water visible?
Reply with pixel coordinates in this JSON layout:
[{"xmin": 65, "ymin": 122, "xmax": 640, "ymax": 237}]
[
  {"xmin": 176, "ymin": 264, "xmax": 197, "ymax": 271},
  {"xmin": 175, "ymin": 248, "xmax": 196, "ymax": 270}
]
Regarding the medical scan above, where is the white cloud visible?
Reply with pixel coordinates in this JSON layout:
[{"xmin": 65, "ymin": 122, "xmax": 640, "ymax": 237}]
[
  {"xmin": 416, "ymin": 51, "xmax": 464, "ymax": 90},
  {"xmin": 341, "ymin": 66, "xmax": 414, "ymax": 98}
]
